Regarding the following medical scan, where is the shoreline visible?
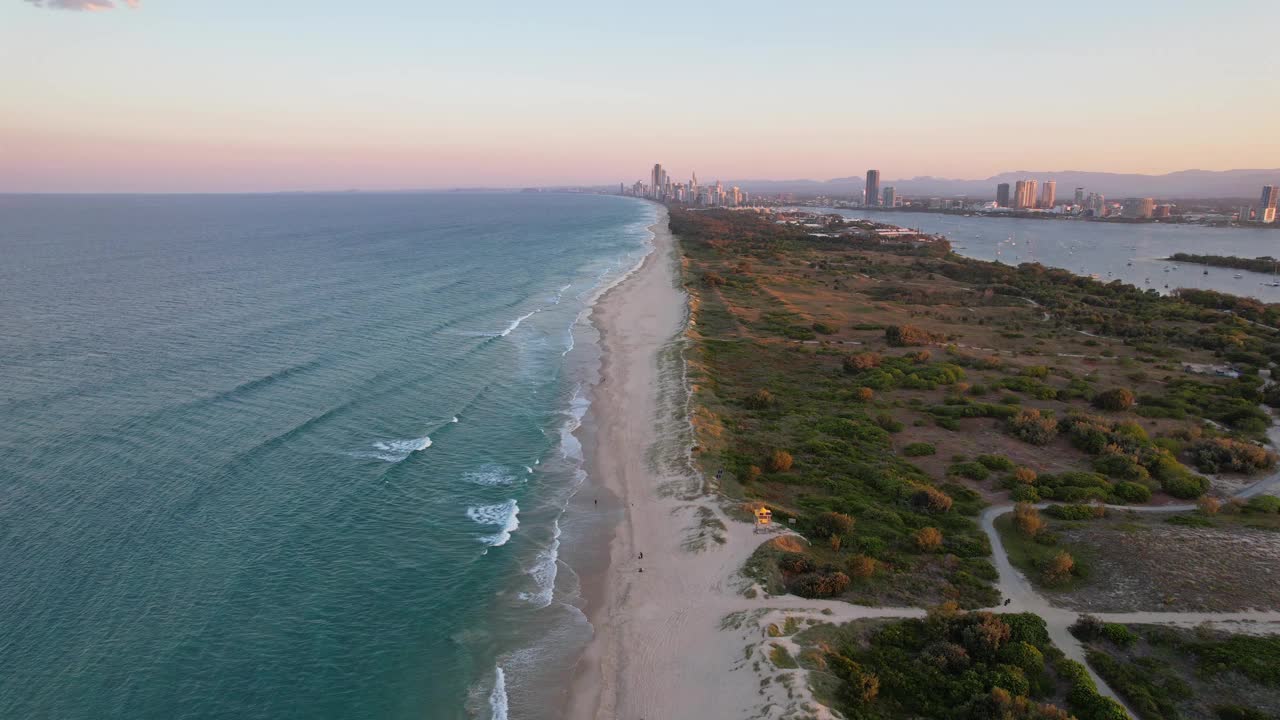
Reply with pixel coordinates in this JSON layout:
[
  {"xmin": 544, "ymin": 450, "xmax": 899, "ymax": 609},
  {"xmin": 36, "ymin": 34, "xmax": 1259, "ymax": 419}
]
[
  {"xmin": 564, "ymin": 204, "xmax": 686, "ymax": 719},
  {"xmin": 564, "ymin": 205, "xmax": 826, "ymax": 720}
]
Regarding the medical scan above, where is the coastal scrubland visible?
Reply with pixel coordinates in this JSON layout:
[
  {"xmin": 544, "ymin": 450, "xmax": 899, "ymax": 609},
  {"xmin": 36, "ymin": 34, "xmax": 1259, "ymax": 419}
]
[
  {"xmin": 1070, "ymin": 620, "xmax": 1280, "ymax": 720},
  {"xmin": 791, "ymin": 607, "xmax": 1124, "ymax": 720},
  {"xmin": 997, "ymin": 504, "xmax": 1280, "ymax": 611},
  {"xmin": 677, "ymin": 208, "xmax": 1280, "ymax": 600},
  {"xmin": 674, "ymin": 207, "xmax": 1280, "ymax": 718}
]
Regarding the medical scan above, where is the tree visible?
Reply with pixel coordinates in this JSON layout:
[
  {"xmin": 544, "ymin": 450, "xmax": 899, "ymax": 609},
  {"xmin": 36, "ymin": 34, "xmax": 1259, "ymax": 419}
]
[
  {"xmin": 1013, "ymin": 503, "xmax": 1046, "ymax": 538},
  {"xmin": 1092, "ymin": 387, "xmax": 1135, "ymax": 412},
  {"xmin": 847, "ymin": 554, "xmax": 877, "ymax": 578},
  {"xmin": 768, "ymin": 450, "xmax": 793, "ymax": 472},
  {"xmin": 813, "ymin": 511, "xmax": 854, "ymax": 538},
  {"xmin": 885, "ymin": 324, "xmax": 940, "ymax": 347},
  {"xmin": 915, "ymin": 527, "xmax": 943, "ymax": 551},
  {"xmin": 1007, "ymin": 409, "xmax": 1058, "ymax": 446},
  {"xmin": 856, "ymin": 387, "xmax": 875, "ymax": 402},
  {"xmin": 912, "ymin": 487, "xmax": 954, "ymax": 513},
  {"xmin": 743, "ymin": 389, "xmax": 774, "ymax": 409},
  {"xmin": 1042, "ymin": 551, "xmax": 1075, "ymax": 585},
  {"xmin": 1013, "ymin": 466, "xmax": 1038, "ymax": 484},
  {"xmin": 842, "ymin": 352, "xmax": 881, "ymax": 373}
]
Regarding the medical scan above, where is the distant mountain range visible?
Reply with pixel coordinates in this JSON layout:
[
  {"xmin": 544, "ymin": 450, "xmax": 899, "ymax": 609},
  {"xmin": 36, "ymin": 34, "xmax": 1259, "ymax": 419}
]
[{"xmin": 727, "ymin": 169, "xmax": 1280, "ymax": 200}]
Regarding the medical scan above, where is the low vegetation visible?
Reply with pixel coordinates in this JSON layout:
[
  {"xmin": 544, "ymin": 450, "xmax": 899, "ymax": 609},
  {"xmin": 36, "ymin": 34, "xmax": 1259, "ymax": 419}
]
[
  {"xmin": 1073, "ymin": 620, "xmax": 1280, "ymax": 720},
  {"xmin": 796, "ymin": 606, "xmax": 1127, "ymax": 720},
  {"xmin": 678, "ymin": 206, "xmax": 1280, "ymax": 612}
]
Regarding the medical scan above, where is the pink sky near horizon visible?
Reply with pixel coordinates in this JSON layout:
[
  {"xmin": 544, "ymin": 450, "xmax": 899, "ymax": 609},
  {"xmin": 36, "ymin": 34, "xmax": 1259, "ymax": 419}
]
[{"xmin": 3, "ymin": 0, "xmax": 1277, "ymax": 192}]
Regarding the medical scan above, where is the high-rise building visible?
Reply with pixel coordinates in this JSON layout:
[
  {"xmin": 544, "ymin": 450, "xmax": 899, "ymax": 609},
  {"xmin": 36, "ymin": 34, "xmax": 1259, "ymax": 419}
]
[
  {"xmin": 882, "ymin": 186, "xmax": 896, "ymax": 207},
  {"xmin": 650, "ymin": 163, "xmax": 668, "ymax": 200},
  {"xmin": 1124, "ymin": 198, "xmax": 1155, "ymax": 219},
  {"xmin": 1238, "ymin": 207, "xmax": 1252, "ymax": 223},
  {"xmin": 1040, "ymin": 181, "xmax": 1056, "ymax": 210},
  {"xmin": 1086, "ymin": 193, "xmax": 1107, "ymax": 217},
  {"xmin": 1261, "ymin": 185, "xmax": 1278, "ymax": 224},
  {"xmin": 996, "ymin": 183, "xmax": 1011, "ymax": 208},
  {"xmin": 1013, "ymin": 180, "xmax": 1038, "ymax": 209},
  {"xmin": 865, "ymin": 170, "xmax": 881, "ymax": 207},
  {"xmin": 1074, "ymin": 187, "xmax": 1085, "ymax": 206}
]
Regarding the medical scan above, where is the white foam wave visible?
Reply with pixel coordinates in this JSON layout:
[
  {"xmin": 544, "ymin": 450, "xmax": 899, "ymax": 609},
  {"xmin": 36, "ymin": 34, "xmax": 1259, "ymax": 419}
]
[
  {"xmin": 500, "ymin": 309, "xmax": 540, "ymax": 337},
  {"xmin": 518, "ymin": 521, "xmax": 561, "ymax": 607},
  {"xmin": 464, "ymin": 465, "xmax": 521, "ymax": 487},
  {"xmin": 467, "ymin": 499, "xmax": 519, "ymax": 546},
  {"xmin": 451, "ymin": 416, "xmax": 459, "ymax": 423},
  {"xmin": 355, "ymin": 435, "xmax": 431, "ymax": 462},
  {"xmin": 489, "ymin": 665, "xmax": 508, "ymax": 720},
  {"xmin": 558, "ymin": 385, "xmax": 589, "ymax": 462},
  {"xmin": 551, "ymin": 283, "xmax": 572, "ymax": 304},
  {"xmin": 524, "ymin": 466, "xmax": 534, "ymax": 474}
]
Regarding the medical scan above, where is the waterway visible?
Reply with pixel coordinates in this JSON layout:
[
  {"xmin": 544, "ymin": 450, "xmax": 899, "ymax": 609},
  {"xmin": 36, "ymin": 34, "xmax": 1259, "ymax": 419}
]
[{"xmin": 821, "ymin": 208, "xmax": 1280, "ymax": 302}]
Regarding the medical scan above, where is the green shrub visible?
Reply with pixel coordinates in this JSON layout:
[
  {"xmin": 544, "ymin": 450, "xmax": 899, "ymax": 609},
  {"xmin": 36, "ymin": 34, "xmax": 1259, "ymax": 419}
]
[
  {"xmin": 1163, "ymin": 472, "xmax": 1209, "ymax": 499},
  {"xmin": 902, "ymin": 442, "xmax": 936, "ymax": 457},
  {"xmin": 789, "ymin": 571, "xmax": 851, "ymax": 598},
  {"xmin": 1111, "ymin": 481, "xmax": 1152, "ymax": 503},
  {"xmin": 1093, "ymin": 453, "xmax": 1151, "ymax": 482},
  {"xmin": 1010, "ymin": 485, "xmax": 1041, "ymax": 502},
  {"xmin": 875, "ymin": 413, "xmax": 905, "ymax": 433},
  {"xmin": 948, "ymin": 462, "xmax": 990, "ymax": 482},
  {"xmin": 1101, "ymin": 623, "xmax": 1138, "ymax": 648},
  {"xmin": 1246, "ymin": 495, "xmax": 1280, "ymax": 514},
  {"xmin": 1007, "ymin": 409, "xmax": 1058, "ymax": 445},
  {"xmin": 976, "ymin": 454, "xmax": 1016, "ymax": 472},
  {"xmin": 885, "ymin": 324, "xmax": 940, "ymax": 347},
  {"xmin": 1092, "ymin": 387, "xmax": 1136, "ymax": 412},
  {"xmin": 1045, "ymin": 504, "xmax": 1105, "ymax": 521},
  {"xmin": 777, "ymin": 553, "xmax": 815, "ymax": 575},
  {"xmin": 1190, "ymin": 438, "xmax": 1278, "ymax": 475},
  {"xmin": 812, "ymin": 511, "xmax": 855, "ymax": 538}
]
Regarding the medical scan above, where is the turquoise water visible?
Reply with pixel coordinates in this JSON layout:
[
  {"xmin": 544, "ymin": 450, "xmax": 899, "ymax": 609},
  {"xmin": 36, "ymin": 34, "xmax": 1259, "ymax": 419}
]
[{"xmin": 0, "ymin": 193, "xmax": 655, "ymax": 719}]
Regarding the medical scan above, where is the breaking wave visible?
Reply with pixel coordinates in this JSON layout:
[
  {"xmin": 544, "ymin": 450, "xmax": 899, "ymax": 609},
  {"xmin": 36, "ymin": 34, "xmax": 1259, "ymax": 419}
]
[{"xmin": 467, "ymin": 500, "xmax": 520, "ymax": 547}]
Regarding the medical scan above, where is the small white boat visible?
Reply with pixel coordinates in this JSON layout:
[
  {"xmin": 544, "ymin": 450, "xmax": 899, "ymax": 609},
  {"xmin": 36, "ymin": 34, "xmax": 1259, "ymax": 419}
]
[{"xmin": 1234, "ymin": 274, "xmax": 1244, "ymax": 279}]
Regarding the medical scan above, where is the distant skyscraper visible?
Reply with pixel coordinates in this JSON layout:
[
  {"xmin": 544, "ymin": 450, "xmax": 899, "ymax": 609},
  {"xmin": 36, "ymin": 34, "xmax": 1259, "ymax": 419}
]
[
  {"xmin": 1124, "ymin": 198, "xmax": 1155, "ymax": 219},
  {"xmin": 1074, "ymin": 187, "xmax": 1085, "ymax": 206},
  {"xmin": 1261, "ymin": 185, "xmax": 1278, "ymax": 224},
  {"xmin": 1040, "ymin": 181, "xmax": 1056, "ymax": 210},
  {"xmin": 996, "ymin": 183, "xmax": 1011, "ymax": 208},
  {"xmin": 1013, "ymin": 180, "xmax": 1039, "ymax": 209},
  {"xmin": 865, "ymin": 170, "xmax": 881, "ymax": 207},
  {"xmin": 1238, "ymin": 207, "xmax": 1252, "ymax": 223},
  {"xmin": 650, "ymin": 163, "xmax": 668, "ymax": 200},
  {"xmin": 882, "ymin": 186, "xmax": 896, "ymax": 208}
]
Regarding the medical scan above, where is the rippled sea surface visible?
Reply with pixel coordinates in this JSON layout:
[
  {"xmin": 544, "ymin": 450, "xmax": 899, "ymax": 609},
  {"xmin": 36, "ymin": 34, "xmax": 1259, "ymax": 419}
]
[{"xmin": 0, "ymin": 192, "xmax": 654, "ymax": 720}]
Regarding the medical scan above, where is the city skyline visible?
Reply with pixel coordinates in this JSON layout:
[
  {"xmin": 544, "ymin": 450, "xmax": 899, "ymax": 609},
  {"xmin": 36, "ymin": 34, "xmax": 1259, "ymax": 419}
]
[{"xmin": 3, "ymin": 0, "xmax": 1279, "ymax": 192}]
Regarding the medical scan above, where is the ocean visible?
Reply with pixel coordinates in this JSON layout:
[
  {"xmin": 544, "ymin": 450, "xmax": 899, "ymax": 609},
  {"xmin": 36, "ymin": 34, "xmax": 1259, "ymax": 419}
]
[
  {"xmin": 0, "ymin": 192, "xmax": 656, "ymax": 720},
  {"xmin": 821, "ymin": 208, "xmax": 1280, "ymax": 301}
]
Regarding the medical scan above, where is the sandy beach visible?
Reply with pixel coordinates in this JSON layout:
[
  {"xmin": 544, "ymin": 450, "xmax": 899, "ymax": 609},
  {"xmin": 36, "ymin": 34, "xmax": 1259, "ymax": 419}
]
[{"xmin": 565, "ymin": 206, "xmax": 922, "ymax": 720}]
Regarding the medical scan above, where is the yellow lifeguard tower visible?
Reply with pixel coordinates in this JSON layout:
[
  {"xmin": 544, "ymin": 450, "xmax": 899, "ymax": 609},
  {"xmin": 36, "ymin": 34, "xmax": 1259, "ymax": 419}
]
[{"xmin": 753, "ymin": 507, "xmax": 773, "ymax": 534}]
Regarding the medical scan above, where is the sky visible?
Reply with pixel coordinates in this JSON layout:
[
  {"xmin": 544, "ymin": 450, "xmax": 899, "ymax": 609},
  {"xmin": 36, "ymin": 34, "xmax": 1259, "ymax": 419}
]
[{"xmin": 2, "ymin": 0, "xmax": 1278, "ymax": 192}]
